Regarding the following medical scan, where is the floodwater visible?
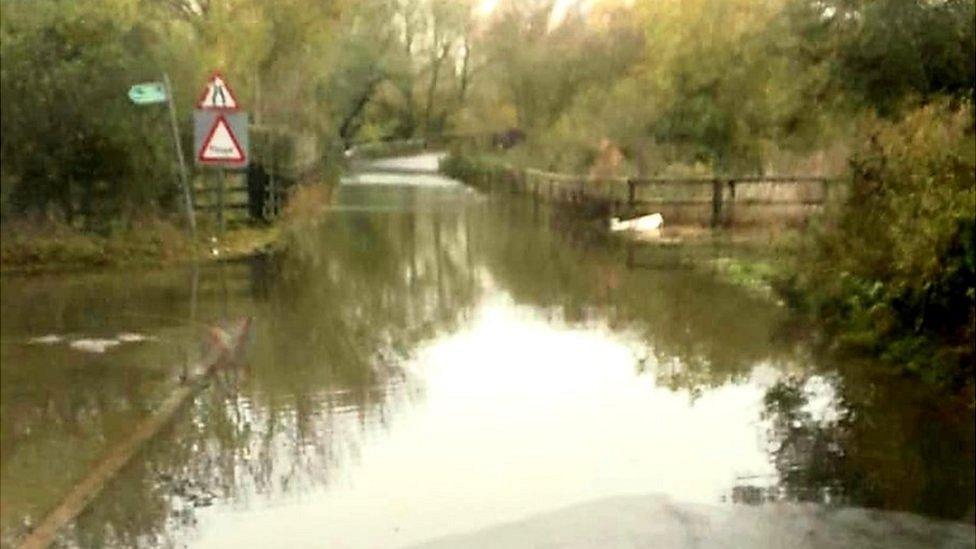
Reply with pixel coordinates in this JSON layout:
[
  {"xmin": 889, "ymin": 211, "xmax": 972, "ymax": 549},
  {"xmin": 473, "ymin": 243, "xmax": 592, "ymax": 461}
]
[{"xmin": 1, "ymin": 160, "xmax": 973, "ymax": 548}]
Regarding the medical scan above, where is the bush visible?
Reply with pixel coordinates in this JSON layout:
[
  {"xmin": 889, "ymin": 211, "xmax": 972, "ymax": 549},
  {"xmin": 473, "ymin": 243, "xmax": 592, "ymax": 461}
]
[
  {"xmin": 0, "ymin": 2, "xmax": 183, "ymax": 225},
  {"xmin": 784, "ymin": 100, "xmax": 975, "ymax": 384}
]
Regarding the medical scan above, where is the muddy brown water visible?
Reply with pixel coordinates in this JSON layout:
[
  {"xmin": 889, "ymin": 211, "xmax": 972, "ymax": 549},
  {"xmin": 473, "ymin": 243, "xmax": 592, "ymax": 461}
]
[{"xmin": 1, "ymin": 167, "xmax": 973, "ymax": 548}]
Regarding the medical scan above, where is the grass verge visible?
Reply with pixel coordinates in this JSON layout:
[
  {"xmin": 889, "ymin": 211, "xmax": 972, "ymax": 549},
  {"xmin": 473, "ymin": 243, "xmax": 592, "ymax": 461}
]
[{"xmin": 0, "ymin": 218, "xmax": 280, "ymax": 274}]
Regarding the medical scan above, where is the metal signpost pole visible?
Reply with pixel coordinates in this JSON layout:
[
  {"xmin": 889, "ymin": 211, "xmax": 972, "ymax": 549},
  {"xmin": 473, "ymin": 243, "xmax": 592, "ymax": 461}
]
[
  {"xmin": 217, "ymin": 168, "xmax": 226, "ymax": 234},
  {"xmin": 163, "ymin": 73, "xmax": 196, "ymax": 238}
]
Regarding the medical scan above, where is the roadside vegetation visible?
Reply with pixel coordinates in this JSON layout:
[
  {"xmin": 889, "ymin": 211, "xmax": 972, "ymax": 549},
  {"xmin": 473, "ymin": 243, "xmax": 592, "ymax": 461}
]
[
  {"xmin": 0, "ymin": 218, "xmax": 195, "ymax": 272},
  {"xmin": 780, "ymin": 103, "xmax": 975, "ymax": 385}
]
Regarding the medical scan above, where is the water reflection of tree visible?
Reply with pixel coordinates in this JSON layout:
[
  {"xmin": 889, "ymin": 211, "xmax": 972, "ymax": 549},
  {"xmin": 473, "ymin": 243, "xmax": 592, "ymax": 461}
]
[
  {"xmin": 748, "ymin": 364, "xmax": 975, "ymax": 522},
  {"xmin": 476, "ymin": 200, "xmax": 792, "ymax": 392},
  {"xmin": 64, "ymin": 197, "xmax": 482, "ymax": 547},
  {"xmin": 479, "ymin": 200, "xmax": 975, "ymax": 522},
  {"xmin": 0, "ymin": 270, "xmax": 217, "ymax": 545}
]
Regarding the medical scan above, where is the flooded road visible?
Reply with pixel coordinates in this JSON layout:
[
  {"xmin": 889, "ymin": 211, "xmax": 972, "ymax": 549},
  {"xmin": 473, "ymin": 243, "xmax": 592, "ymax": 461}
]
[{"xmin": 1, "ymin": 164, "xmax": 973, "ymax": 547}]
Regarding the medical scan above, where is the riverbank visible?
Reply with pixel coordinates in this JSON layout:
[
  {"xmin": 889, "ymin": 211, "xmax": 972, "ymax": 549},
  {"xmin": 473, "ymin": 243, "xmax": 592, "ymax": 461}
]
[
  {"xmin": 442, "ymin": 138, "xmax": 974, "ymax": 388},
  {"xmin": 673, "ymin": 231, "xmax": 798, "ymax": 300},
  {"xmin": 0, "ymin": 218, "xmax": 281, "ymax": 275},
  {"xmin": 0, "ymin": 184, "xmax": 336, "ymax": 274},
  {"xmin": 440, "ymin": 150, "xmax": 836, "ymax": 228},
  {"xmin": 441, "ymin": 150, "xmax": 800, "ymax": 299}
]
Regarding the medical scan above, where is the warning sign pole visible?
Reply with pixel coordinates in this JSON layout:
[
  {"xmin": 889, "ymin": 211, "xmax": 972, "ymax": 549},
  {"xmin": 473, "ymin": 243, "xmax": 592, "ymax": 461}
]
[
  {"xmin": 217, "ymin": 168, "xmax": 225, "ymax": 233},
  {"xmin": 192, "ymin": 72, "xmax": 248, "ymax": 232},
  {"xmin": 163, "ymin": 73, "xmax": 196, "ymax": 239}
]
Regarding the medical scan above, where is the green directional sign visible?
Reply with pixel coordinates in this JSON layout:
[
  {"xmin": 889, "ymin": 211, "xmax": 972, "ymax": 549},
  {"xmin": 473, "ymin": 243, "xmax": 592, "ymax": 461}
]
[{"xmin": 127, "ymin": 82, "xmax": 167, "ymax": 105}]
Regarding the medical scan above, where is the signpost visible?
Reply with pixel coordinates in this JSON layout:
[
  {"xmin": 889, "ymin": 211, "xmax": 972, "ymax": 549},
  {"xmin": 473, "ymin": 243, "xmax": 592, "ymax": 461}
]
[
  {"xmin": 199, "ymin": 115, "xmax": 246, "ymax": 163},
  {"xmin": 197, "ymin": 72, "xmax": 237, "ymax": 110},
  {"xmin": 127, "ymin": 83, "xmax": 167, "ymax": 105},
  {"xmin": 193, "ymin": 73, "xmax": 249, "ymax": 234},
  {"xmin": 197, "ymin": 73, "xmax": 240, "ymax": 110},
  {"xmin": 129, "ymin": 72, "xmax": 248, "ymax": 236},
  {"xmin": 128, "ymin": 76, "xmax": 196, "ymax": 238},
  {"xmin": 193, "ymin": 111, "xmax": 249, "ymax": 167},
  {"xmin": 163, "ymin": 74, "xmax": 196, "ymax": 238}
]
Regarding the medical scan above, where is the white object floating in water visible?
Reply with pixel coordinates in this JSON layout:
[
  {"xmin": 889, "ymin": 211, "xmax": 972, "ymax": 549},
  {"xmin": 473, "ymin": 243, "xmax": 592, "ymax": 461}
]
[
  {"xmin": 116, "ymin": 332, "xmax": 152, "ymax": 343},
  {"xmin": 69, "ymin": 338, "xmax": 121, "ymax": 354},
  {"xmin": 29, "ymin": 334, "xmax": 64, "ymax": 345},
  {"xmin": 610, "ymin": 213, "xmax": 664, "ymax": 232}
]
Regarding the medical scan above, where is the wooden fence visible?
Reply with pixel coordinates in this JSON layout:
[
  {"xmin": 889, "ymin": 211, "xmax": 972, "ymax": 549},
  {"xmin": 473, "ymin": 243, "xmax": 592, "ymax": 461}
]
[
  {"xmin": 473, "ymin": 166, "xmax": 840, "ymax": 227},
  {"xmin": 191, "ymin": 164, "xmax": 290, "ymax": 231},
  {"xmin": 348, "ymin": 135, "xmax": 840, "ymax": 227},
  {"xmin": 191, "ymin": 174, "xmax": 248, "ymax": 232}
]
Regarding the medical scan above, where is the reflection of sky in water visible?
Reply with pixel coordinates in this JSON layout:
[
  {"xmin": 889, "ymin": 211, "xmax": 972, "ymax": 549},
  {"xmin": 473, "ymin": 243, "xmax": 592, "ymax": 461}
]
[
  {"xmin": 797, "ymin": 375, "xmax": 843, "ymax": 424},
  {"xmin": 187, "ymin": 297, "xmax": 779, "ymax": 548}
]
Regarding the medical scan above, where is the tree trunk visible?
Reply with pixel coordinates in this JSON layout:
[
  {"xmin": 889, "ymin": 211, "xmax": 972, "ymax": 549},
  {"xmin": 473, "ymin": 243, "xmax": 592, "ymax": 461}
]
[
  {"xmin": 457, "ymin": 35, "xmax": 471, "ymax": 104},
  {"xmin": 339, "ymin": 77, "xmax": 381, "ymax": 147},
  {"xmin": 424, "ymin": 44, "xmax": 450, "ymax": 135}
]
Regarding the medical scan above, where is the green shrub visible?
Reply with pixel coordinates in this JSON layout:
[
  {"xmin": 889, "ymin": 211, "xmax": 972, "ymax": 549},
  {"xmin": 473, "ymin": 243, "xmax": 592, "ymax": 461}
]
[{"xmin": 785, "ymin": 100, "xmax": 975, "ymax": 384}]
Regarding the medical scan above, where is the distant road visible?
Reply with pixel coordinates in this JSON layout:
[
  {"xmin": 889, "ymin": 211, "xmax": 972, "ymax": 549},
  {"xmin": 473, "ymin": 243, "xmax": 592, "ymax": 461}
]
[
  {"xmin": 352, "ymin": 152, "xmax": 446, "ymax": 174},
  {"xmin": 341, "ymin": 152, "xmax": 461, "ymax": 188}
]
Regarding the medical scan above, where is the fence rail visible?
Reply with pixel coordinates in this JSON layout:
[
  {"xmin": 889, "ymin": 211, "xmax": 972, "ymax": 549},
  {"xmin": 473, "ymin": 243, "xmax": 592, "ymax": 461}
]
[
  {"xmin": 190, "ymin": 163, "xmax": 295, "ymax": 230},
  {"xmin": 344, "ymin": 135, "xmax": 839, "ymax": 227},
  {"xmin": 459, "ymin": 160, "xmax": 839, "ymax": 227}
]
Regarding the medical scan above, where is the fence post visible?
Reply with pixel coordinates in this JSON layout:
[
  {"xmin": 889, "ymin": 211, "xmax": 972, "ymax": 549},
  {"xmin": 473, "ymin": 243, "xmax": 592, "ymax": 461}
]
[
  {"xmin": 711, "ymin": 178, "xmax": 723, "ymax": 227},
  {"xmin": 269, "ymin": 171, "xmax": 277, "ymax": 218},
  {"xmin": 726, "ymin": 179, "xmax": 736, "ymax": 227}
]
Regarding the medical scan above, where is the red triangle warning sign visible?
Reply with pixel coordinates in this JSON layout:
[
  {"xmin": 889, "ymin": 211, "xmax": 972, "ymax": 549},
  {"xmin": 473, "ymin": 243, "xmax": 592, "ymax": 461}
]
[
  {"xmin": 198, "ymin": 115, "xmax": 245, "ymax": 163},
  {"xmin": 197, "ymin": 73, "xmax": 239, "ymax": 110}
]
